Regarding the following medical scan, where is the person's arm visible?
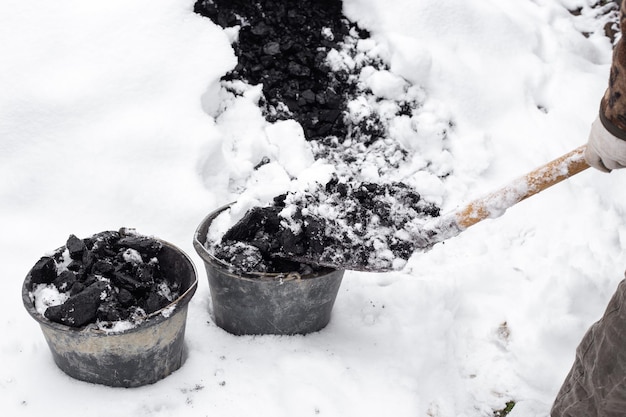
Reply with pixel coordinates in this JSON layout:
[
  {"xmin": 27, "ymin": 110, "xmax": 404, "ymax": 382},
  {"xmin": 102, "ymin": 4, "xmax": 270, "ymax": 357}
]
[
  {"xmin": 585, "ymin": 1, "xmax": 626, "ymax": 172},
  {"xmin": 601, "ymin": 2, "xmax": 626, "ymax": 133}
]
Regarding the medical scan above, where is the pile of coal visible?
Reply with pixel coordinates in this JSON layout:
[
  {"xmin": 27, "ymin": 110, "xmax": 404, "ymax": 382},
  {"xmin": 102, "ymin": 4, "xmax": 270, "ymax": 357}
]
[
  {"xmin": 28, "ymin": 230, "xmax": 179, "ymax": 328},
  {"xmin": 194, "ymin": 0, "xmax": 363, "ymax": 142},
  {"xmin": 195, "ymin": 0, "xmax": 429, "ymax": 173},
  {"xmin": 212, "ymin": 176, "xmax": 441, "ymax": 272}
]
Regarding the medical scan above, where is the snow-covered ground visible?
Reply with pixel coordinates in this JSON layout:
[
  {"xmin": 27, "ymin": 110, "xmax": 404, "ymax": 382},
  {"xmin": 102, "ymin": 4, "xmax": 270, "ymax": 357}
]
[{"xmin": 1, "ymin": 0, "xmax": 625, "ymax": 416}]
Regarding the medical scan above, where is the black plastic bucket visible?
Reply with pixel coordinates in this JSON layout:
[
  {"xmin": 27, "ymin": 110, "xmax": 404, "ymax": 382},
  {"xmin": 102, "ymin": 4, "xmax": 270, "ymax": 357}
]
[
  {"xmin": 22, "ymin": 239, "xmax": 198, "ymax": 388},
  {"xmin": 193, "ymin": 204, "xmax": 344, "ymax": 336}
]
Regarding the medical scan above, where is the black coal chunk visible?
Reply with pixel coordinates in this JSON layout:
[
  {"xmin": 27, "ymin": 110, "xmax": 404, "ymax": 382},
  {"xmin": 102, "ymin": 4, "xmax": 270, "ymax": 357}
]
[
  {"xmin": 97, "ymin": 300, "xmax": 129, "ymax": 322},
  {"xmin": 30, "ymin": 257, "xmax": 57, "ymax": 284},
  {"xmin": 92, "ymin": 259, "xmax": 115, "ymax": 277},
  {"xmin": 115, "ymin": 236, "xmax": 162, "ymax": 259},
  {"xmin": 70, "ymin": 281, "xmax": 85, "ymax": 296},
  {"xmin": 53, "ymin": 270, "xmax": 77, "ymax": 292},
  {"xmin": 263, "ymin": 42, "xmax": 281, "ymax": 55},
  {"xmin": 143, "ymin": 292, "xmax": 170, "ymax": 315},
  {"xmin": 222, "ymin": 206, "xmax": 281, "ymax": 243},
  {"xmin": 80, "ymin": 249, "xmax": 97, "ymax": 272},
  {"xmin": 111, "ymin": 269, "xmax": 152, "ymax": 292},
  {"xmin": 66, "ymin": 234, "xmax": 86, "ymax": 260},
  {"xmin": 44, "ymin": 281, "xmax": 108, "ymax": 327},
  {"xmin": 117, "ymin": 288, "xmax": 135, "ymax": 308},
  {"xmin": 90, "ymin": 231, "xmax": 121, "ymax": 256},
  {"xmin": 136, "ymin": 263, "xmax": 157, "ymax": 284},
  {"xmin": 303, "ymin": 217, "xmax": 327, "ymax": 255}
]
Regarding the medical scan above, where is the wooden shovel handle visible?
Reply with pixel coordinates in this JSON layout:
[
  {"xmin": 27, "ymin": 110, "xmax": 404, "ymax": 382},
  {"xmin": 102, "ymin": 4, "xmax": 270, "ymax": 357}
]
[{"xmin": 454, "ymin": 145, "xmax": 589, "ymax": 230}]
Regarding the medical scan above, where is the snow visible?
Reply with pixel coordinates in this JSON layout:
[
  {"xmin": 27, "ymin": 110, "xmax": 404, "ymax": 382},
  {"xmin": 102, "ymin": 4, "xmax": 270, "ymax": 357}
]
[
  {"xmin": 0, "ymin": 0, "xmax": 624, "ymax": 416},
  {"xmin": 31, "ymin": 284, "xmax": 70, "ymax": 314},
  {"xmin": 123, "ymin": 248, "xmax": 144, "ymax": 264}
]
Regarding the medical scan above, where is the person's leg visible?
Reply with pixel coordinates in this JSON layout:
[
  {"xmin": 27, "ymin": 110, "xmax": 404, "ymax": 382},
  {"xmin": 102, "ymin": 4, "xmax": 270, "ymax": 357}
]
[{"xmin": 551, "ymin": 278, "xmax": 626, "ymax": 417}]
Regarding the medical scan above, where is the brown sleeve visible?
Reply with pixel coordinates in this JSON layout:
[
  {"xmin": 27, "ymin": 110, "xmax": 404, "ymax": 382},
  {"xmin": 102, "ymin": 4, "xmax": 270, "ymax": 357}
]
[{"xmin": 600, "ymin": 1, "xmax": 626, "ymax": 139}]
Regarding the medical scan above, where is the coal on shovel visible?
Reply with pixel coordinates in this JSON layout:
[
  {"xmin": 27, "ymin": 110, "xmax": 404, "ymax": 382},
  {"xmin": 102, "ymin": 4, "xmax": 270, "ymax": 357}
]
[{"xmin": 277, "ymin": 145, "xmax": 590, "ymax": 272}]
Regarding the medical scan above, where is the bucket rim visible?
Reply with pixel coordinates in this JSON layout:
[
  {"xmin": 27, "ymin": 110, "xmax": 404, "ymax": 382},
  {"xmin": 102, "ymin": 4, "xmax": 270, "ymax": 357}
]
[
  {"xmin": 193, "ymin": 203, "xmax": 338, "ymax": 282},
  {"xmin": 22, "ymin": 237, "xmax": 198, "ymax": 336}
]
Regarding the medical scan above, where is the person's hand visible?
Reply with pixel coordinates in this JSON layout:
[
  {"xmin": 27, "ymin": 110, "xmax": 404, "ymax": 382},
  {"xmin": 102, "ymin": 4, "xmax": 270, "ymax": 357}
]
[{"xmin": 585, "ymin": 116, "xmax": 626, "ymax": 172}]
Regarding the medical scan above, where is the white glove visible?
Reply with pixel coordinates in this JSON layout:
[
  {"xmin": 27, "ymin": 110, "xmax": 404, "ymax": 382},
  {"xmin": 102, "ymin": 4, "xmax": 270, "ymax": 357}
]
[{"xmin": 585, "ymin": 116, "xmax": 626, "ymax": 173}]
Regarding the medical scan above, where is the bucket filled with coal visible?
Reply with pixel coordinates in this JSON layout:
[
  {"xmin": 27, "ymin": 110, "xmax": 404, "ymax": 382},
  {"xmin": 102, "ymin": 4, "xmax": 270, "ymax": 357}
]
[
  {"xmin": 22, "ymin": 229, "xmax": 198, "ymax": 387},
  {"xmin": 193, "ymin": 203, "xmax": 344, "ymax": 336}
]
